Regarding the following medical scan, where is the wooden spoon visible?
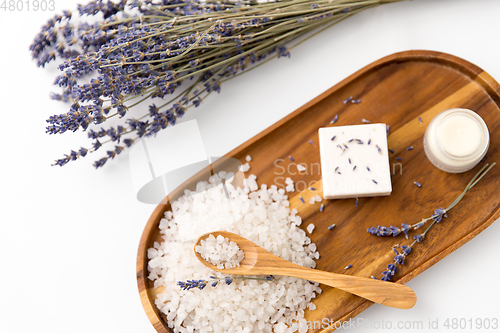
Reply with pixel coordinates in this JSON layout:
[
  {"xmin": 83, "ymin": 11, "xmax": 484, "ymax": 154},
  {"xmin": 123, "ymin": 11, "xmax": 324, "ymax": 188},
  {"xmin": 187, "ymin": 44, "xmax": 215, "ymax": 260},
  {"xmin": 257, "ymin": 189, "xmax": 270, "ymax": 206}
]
[{"xmin": 194, "ymin": 231, "xmax": 417, "ymax": 309}]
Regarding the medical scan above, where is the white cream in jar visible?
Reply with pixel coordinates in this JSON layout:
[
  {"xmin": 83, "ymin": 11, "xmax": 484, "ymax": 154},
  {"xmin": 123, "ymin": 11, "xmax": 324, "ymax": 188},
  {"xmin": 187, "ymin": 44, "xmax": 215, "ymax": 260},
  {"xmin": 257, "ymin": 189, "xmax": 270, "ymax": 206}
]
[{"xmin": 423, "ymin": 108, "xmax": 489, "ymax": 173}]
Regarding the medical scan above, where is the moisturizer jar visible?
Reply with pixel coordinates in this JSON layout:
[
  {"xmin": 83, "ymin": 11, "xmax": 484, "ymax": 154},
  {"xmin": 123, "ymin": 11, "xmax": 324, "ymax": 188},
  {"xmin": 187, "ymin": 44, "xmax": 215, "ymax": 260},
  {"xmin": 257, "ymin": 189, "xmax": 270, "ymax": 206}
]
[{"xmin": 424, "ymin": 108, "xmax": 489, "ymax": 173}]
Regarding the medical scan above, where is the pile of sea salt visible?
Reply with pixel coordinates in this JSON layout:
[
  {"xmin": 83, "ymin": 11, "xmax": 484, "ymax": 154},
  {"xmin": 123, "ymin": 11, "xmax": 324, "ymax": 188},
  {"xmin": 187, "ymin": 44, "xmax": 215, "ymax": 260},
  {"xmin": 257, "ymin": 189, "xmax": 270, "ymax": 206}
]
[
  {"xmin": 147, "ymin": 172, "xmax": 321, "ymax": 333},
  {"xmin": 195, "ymin": 234, "xmax": 244, "ymax": 269}
]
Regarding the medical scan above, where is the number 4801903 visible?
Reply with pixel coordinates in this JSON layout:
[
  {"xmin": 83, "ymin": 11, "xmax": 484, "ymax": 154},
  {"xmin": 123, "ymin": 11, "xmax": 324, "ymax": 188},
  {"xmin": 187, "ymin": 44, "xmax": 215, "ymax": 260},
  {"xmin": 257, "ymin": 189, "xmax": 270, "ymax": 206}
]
[
  {"xmin": 0, "ymin": 0, "xmax": 55, "ymax": 11},
  {"xmin": 443, "ymin": 318, "xmax": 499, "ymax": 330}
]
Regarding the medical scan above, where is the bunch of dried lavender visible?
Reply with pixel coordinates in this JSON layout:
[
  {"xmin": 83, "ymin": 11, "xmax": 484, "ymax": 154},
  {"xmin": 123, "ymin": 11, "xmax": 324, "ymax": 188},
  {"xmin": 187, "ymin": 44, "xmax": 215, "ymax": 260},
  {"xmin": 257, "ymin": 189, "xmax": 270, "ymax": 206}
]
[
  {"xmin": 367, "ymin": 163, "xmax": 496, "ymax": 281},
  {"xmin": 31, "ymin": 0, "xmax": 405, "ymax": 168}
]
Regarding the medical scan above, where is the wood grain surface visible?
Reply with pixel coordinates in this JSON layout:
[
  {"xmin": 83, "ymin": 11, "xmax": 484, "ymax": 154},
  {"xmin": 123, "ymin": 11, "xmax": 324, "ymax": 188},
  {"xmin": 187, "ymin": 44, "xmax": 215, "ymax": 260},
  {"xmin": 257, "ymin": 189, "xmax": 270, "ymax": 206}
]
[{"xmin": 137, "ymin": 50, "xmax": 500, "ymax": 333}]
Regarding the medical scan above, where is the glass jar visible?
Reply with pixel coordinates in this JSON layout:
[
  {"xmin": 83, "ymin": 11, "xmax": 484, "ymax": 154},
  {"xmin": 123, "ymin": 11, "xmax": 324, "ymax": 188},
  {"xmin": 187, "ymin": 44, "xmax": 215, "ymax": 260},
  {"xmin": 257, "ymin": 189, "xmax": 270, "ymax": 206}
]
[{"xmin": 423, "ymin": 108, "xmax": 489, "ymax": 173}]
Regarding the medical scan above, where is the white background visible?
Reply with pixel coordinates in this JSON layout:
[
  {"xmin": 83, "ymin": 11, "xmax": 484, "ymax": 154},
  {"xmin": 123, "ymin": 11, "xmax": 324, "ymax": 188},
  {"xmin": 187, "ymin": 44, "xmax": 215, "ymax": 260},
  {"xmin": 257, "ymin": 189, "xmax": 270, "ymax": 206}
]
[{"xmin": 1, "ymin": 0, "xmax": 500, "ymax": 332}]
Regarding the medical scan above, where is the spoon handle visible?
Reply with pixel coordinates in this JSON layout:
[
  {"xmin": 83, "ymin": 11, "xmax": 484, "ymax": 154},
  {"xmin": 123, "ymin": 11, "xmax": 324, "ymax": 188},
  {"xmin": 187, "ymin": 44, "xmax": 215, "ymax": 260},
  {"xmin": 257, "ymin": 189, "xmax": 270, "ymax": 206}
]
[{"xmin": 272, "ymin": 264, "xmax": 416, "ymax": 309}]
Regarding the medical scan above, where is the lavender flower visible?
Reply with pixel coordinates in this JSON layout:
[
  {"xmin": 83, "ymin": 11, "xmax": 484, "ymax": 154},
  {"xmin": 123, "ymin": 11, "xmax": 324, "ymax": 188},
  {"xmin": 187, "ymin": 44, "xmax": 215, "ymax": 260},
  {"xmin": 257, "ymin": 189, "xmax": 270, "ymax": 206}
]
[
  {"xmin": 393, "ymin": 254, "xmax": 405, "ymax": 265},
  {"xmin": 367, "ymin": 223, "xmax": 410, "ymax": 238},
  {"xmin": 177, "ymin": 279, "xmax": 208, "ymax": 291},
  {"xmin": 381, "ymin": 263, "xmax": 397, "ymax": 281},
  {"xmin": 413, "ymin": 234, "xmax": 424, "ymax": 242},
  {"xmin": 432, "ymin": 207, "xmax": 446, "ymax": 223},
  {"xmin": 379, "ymin": 245, "xmax": 411, "ymax": 281},
  {"xmin": 31, "ymin": 0, "xmax": 406, "ymax": 168},
  {"xmin": 412, "ymin": 220, "xmax": 425, "ymax": 230},
  {"xmin": 400, "ymin": 223, "xmax": 411, "ymax": 238}
]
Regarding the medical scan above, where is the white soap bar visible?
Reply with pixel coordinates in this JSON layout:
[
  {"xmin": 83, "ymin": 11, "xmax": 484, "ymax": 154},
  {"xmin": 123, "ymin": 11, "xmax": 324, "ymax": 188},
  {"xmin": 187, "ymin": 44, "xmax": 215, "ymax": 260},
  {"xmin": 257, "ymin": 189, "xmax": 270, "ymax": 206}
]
[{"xmin": 319, "ymin": 124, "xmax": 392, "ymax": 199}]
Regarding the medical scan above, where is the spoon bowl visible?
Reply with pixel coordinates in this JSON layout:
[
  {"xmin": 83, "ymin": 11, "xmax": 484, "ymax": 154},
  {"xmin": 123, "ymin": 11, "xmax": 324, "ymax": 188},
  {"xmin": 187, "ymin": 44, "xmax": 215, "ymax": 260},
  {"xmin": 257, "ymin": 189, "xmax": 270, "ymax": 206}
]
[
  {"xmin": 195, "ymin": 231, "xmax": 417, "ymax": 309},
  {"xmin": 194, "ymin": 231, "xmax": 260, "ymax": 274}
]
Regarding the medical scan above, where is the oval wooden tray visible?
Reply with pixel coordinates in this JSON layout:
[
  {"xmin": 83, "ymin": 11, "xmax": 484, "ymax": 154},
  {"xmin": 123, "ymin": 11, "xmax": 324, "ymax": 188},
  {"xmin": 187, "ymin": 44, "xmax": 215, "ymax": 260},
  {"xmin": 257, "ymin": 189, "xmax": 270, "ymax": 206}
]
[{"xmin": 137, "ymin": 50, "xmax": 500, "ymax": 333}]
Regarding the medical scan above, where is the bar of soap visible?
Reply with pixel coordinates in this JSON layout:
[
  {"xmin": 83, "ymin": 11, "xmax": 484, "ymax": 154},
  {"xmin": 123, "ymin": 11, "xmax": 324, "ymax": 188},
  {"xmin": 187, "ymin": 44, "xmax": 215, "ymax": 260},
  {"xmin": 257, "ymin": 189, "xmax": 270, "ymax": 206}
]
[{"xmin": 319, "ymin": 124, "xmax": 392, "ymax": 199}]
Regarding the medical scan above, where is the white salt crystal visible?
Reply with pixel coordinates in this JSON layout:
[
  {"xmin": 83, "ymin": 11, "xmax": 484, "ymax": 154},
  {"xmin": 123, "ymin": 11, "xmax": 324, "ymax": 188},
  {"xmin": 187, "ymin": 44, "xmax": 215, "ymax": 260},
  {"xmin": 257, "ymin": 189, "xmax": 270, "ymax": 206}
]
[
  {"xmin": 314, "ymin": 195, "xmax": 322, "ymax": 202},
  {"xmin": 309, "ymin": 197, "xmax": 315, "ymax": 204},
  {"xmin": 306, "ymin": 223, "xmax": 315, "ymax": 234},
  {"xmin": 246, "ymin": 155, "xmax": 252, "ymax": 162},
  {"xmin": 274, "ymin": 322, "xmax": 287, "ymax": 333},
  {"xmin": 244, "ymin": 174, "xmax": 258, "ymax": 191},
  {"xmin": 293, "ymin": 215, "xmax": 302, "ymax": 226},
  {"xmin": 297, "ymin": 164, "xmax": 306, "ymax": 172},
  {"xmin": 307, "ymin": 244, "xmax": 317, "ymax": 252},
  {"xmin": 285, "ymin": 177, "xmax": 295, "ymax": 192},
  {"xmin": 319, "ymin": 124, "xmax": 392, "ymax": 199},
  {"xmin": 239, "ymin": 162, "xmax": 251, "ymax": 172}
]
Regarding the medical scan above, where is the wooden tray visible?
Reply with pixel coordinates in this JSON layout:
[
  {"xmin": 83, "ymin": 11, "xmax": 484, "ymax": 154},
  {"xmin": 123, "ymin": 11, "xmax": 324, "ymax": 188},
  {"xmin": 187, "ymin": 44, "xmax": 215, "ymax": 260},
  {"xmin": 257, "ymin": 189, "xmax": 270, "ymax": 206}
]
[{"xmin": 137, "ymin": 50, "xmax": 500, "ymax": 333}]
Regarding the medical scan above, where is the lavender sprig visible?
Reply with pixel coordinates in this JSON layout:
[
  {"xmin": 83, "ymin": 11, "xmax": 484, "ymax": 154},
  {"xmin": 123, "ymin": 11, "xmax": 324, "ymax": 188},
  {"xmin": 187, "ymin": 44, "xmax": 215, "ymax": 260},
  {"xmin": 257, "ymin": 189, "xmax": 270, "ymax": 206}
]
[
  {"xmin": 31, "ymin": 0, "xmax": 406, "ymax": 168},
  {"xmin": 367, "ymin": 163, "xmax": 495, "ymax": 240},
  {"xmin": 177, "ymin": 275, "xmax": 276, "ymax": 290},
  {"xmin": 380, "ymin": 245, "xmax": 411, "ymax": 281},
  {"xmin": 372, "ymin": 163, "xmax": 495, "ymax": 281}
]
